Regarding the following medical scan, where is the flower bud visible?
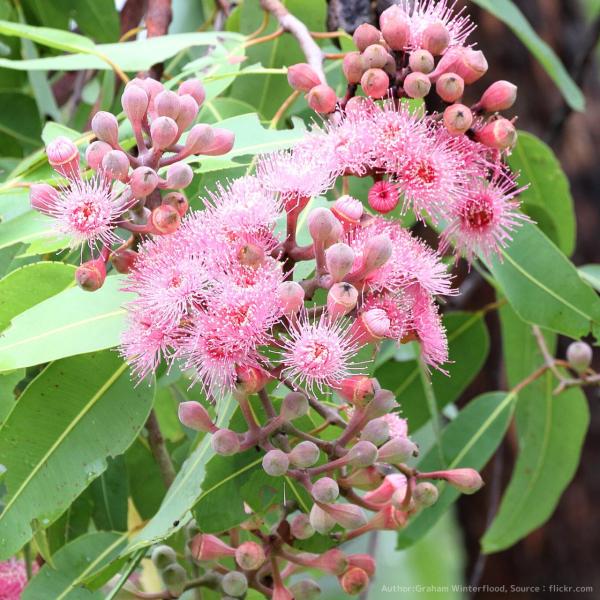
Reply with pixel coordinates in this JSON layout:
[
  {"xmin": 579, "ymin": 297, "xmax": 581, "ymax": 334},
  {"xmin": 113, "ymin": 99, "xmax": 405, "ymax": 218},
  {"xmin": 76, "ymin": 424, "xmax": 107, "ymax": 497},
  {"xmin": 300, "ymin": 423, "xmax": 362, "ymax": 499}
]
[
  {"xmin": 312, "ymin": 477, "xmax": 339, "ymax": 503},
  {"xmin": 155, "ymin": 90, "xmax": 181, "ymax": 120},
  {"xmin": 475, "ymin": 118, "xmax": 517, "ymax": 150},
  {"xmin": 178, "ymin": 78, "xmax": 206, "ymax": 106},
  {"xmin": 287, "ymin": 63, "xmax": 321, "ymax": 92},
  {"xmin": 362, "ymin": 44, "xmax": 390, "ymax": 70},
  {"xmin": 289, "ymin": 441, "xmax": 320, "ymax": 468},
  {"xmin": 130, "ymin": 166, "xmax": 159, "ymax": 198},
  {"xmin": 308, "ymin": 207, "xmax": 337, "ymax": 242},
  {"xmin": 307, "ymin": 84, "xmax": 337, "ymax": 114},
  {"xmin": 430, "ymin": 47, "xmax": 488, "ymax": 84},
  {"xmin": 439, "ymin": 467, "xmax": 484, "ymax": 494},
  {"xmin": 368, "ymin": 180, "xmax": 399, "ymax": 214},
  {"xmin": 262, "ymin": 449, "xmax": 290, "ymax": 477},
  {"xmin": 566, "ymin": 341, "xmax": 593, "ymax": 374},
  {"xmin": 101, "ymin": 149, "xmax": 129, "ymax": 182},
  {"xmin": 110, "ymin": 248, "xmax": 138, "ymax": 274},
  {"xmin": 361, "ymin": 417, "xmax": 390, "ymax": 446},
  {"xmin": 360, "ymin": 68, "xmax": 389, "ymax": 99},
  {"xmin": 76, "ymin": 259, "xmax": 106, "ymax": 292},
  {"xmin": 162, "ymin": 191, "xmax": 189, "ymax": 217},
  {"xmin": 311, "ymin": 549, "xmax": 349, "ymax": 575},
  {"xmin": 290, "ymin": 514, "xmax": 315, "ymax": 540},
  {"xmin": 136, "ymin": 77, "xmax": 164, "ymax": 104},
  {"xmin": 190, "ymin": 533, "xmax": 235, "ymax": 561},
  {"xmin": 353, "ymin": 23, "xmax": 381, "ymax": 52},
  {"xmin": 290, "ymin": 579, "xmax": 321, "ymax": 600},
  {"xmin": 361, "ymin": 234, "xmax": 393, "ymax": 273},
  {"xmin": 151, "ymin": 204, "xmax": 181, "ymax": 234},
  {"xmin": 340, "ymin": 466, "xmax": 383, "ymax": 490},
  {"xmin": 365, "ymin": 473, "xmax": 406, "ymax": 504},
  {"xmin": 178, "ymin": 401, "xmax": 217, "ymax": 432},
  {"xmin": 85, "ymin": 140, "xmax": 112, "ymax": 170},
  {"xmin": 340, "ymin": 567, "xmax": 370, "ymax": 595},
  {"xmin": 46, "ymin": 136, "xmax": 80, "ymax": 178},
  {"xmin": 342, "ymin": 52, "xmax": 365, "ymax": 84},
  {"xmin": 443, "ymin": 103, "xmax": 473, "ymax": 135},
  {"xmin": 321, "ymin": 503, "xmax": 367, "ymax": 530},
  {"xmin": 151, "ymin": 545, "xmax": 177, "ymax": 570},
  {"xmin": 338, "ymin": 376, "xmax": 376, "ymax": 407},
  {"xmin": 378, "ymin": 436, "xmax": 418, "ymax": 464},
  {"xmin": 412, "ymin": 481, "xmax": 439, "ymax": 507},
  {"xmin": 409, "ymin": 49, "xmax": 435, "ymax": 74},
  {"xmin": 176, "ymin": 94, "xmax": 200, "ymax": 132},
  {"xmin": 30, "ymin": 183, "xmax": 57, "ymax": 214},
  {"xmin": 403, "ymin": 71, "xmax": 431, "ymax": 98},
  {"xmin": 236, "ymin": 364, "xmax": 270, "ymax": 393},
  {"xmin": 222, "ymin": 572, "xmax": 248, "ymax": 597},
  {"xmin": 348, "ymin": 554, "xmax": 376, "ymax": 577},
  {"xmin": 211, "ymin": 428, "xmax": 240, "ymax": 456},
  {"xmin": 479, "ymin": 80, "xmax": 518, "ymax": 112},
  {"xmin": 363, "ymin": 389, "xmax": 397, "ymax": 420},
  {"xmin": 326, "ymin": 243, "xmax": 355, "ymax": 282},
  {"xmin": 421, "ymin": 21, "xmax": 450, "ymax": 55},
  {"xmin": 277, "ymin": 281, "xmax": 305, "ymax": 315},
  {"xmin": 310, "ymin": 503, "xmax": 336, "ymax": 534},
  {"xmin": 281, "ymin": 391, "xmax": 309, "ymax": 421},
  {"xmin": 345, "ymin": 95, "xmax": 376, "ymax": 116},
  {"xmin": 327, "ymin": 282, "xmax": 359, "ymax": 320},
  {"xmin": 331, "ymin": 195, "xmax": 364, "ymax": 229},
  {"xmin": 201, "ymin": 128, "xmax": 235, "ymax": 156},
  {"xmin": 380, "ymin": 8, "xmax": 410, "ymax": 50},
  {"xmin": 122, "ymin": 84, "xmax": 149, "ymax": 124},
  {"xmin": 150, "ymin": 116, "xmax": 179, "ymax": 149},
  {"xmin": 235, "ymin": 541, "xmax": 266, "ymax": 571},
  {"xmin": 184, "ymin": 123, "xmax": 215, "ymax": 155},
  {"xmin": 166, "ymin": 162, "xmax": 194, "ymax": 189},
  {"xmin": 435, "ymin": 73, "xmax": 465, "ymax": 103},
  {"xmin": 91, "ymin": 111, "xmax": 119, "ymax": 147},
  {"xmin": 161, "ymin": 563, "xmax": 186, "ymax": 596},
  {"xmin": 351, "ymin": 309, "xmax": 391, "ymax": 344},
  {"xmin": 346, "ymin": 440, "xmax": 378, "ymax": 467}
]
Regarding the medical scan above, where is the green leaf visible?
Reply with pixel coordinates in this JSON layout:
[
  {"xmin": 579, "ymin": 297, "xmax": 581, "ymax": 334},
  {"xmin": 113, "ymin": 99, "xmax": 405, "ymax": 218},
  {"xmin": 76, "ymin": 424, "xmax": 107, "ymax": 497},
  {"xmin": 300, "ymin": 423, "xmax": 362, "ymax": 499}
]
[
  {"xmin": 375, "ymin": 312, "xmax": 490, "ymax": 431},
  {"xmin": 89, "ymin": 456, "xmax": 129, "ymax": 532},
  {"xmin": 0, "ymin": 211, "xmax": 69, "ymax": 253},
  {"xmin": 0, "ymin": 351, "xmax": 154, "ymax": 558},
  {"xmin": 508, "ymin": 131, "xmax": 575, "ymax": 256},
  {"xmin": 71, "ymin": 0, "xmax": 119, "ymax": 43},
  {"xmin": 0, "ymin": 261, "xmax": 75, "ymax": 331},
  {"xmin": 486, "ymin": 223, "xmax": 600, "ymax": 340},
  {"xmin": 0, "ymin": 19, "xmax": 95, "ymax": 53},
  {"xmin": 45, "ymin": 491, "xmax": 94, "ymax": 556},
  {"xmin": 397, "ymin": 391, "xmax": 515, "ymax": 549},
  {"xmin": 0, "ymin": 92, "xmax": 42, "ymax": 147},
  {"xmin": 579, "ymin": 264, "xmax": 600, "ymax": 292},
  {"xmin": 0, "ymin": 369, "xmax": 24, "ymax": 425},
  {"xmin": 0, "ymin": 275, "xmax": 133, "ymax": 372},
  {"xmin": 22, "ymin": 531, "xmax": 128, "ymax": 600},
  {"xmin": 469, "ymin": 0, "xmax": 584, "ymax": 111}
]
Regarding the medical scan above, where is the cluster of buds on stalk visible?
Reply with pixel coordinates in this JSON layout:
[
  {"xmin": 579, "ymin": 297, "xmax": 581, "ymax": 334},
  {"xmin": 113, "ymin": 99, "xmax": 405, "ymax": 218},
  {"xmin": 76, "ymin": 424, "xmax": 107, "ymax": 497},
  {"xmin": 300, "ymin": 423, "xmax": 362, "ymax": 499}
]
[{"xmin": 29, "ymin": 76, "xmax": 234, "ymax": 291}]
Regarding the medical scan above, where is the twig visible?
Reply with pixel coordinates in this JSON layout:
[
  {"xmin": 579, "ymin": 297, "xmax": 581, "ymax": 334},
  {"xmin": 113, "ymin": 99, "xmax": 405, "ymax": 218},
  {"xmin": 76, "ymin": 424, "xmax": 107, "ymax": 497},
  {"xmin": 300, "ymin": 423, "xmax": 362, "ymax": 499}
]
[
  {"xmin": 145, "ymin": 0, "xmax": 173, "ymax": 79},
  {"xmin": 145, "ymin": 409, "xmax": 176, "ymax": 487},
  {"xmin": 270, "ymin": 90, "xmax": 300, "ymax": 129},
  {"xmin": 532, "ymin": 325, "xmax": 565, "ymax": 383}
]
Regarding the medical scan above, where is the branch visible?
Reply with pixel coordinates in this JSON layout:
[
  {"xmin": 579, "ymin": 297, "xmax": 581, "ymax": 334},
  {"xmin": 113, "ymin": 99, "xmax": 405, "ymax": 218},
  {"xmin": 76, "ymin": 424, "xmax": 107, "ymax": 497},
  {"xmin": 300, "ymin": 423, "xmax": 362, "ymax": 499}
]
[
  {"xmin": 145, "ymin": 0, "xmax": 173, "ymax": 79},
  {"xmin": 145, "ymin": 409, "xmax": 176, "ymax": 488}
]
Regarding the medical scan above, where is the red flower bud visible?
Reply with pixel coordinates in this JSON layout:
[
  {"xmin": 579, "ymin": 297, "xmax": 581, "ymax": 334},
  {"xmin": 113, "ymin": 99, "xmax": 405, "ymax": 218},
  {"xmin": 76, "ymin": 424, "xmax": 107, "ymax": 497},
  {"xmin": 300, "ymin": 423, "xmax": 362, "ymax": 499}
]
[
  {"xmin": 201, "ymin": 128, "xmax": 235, "ymax": 156},
  {"xmin": 320, "ymin": 502, "xmax": 367, "ymax": 530},
  {"xmin": 101, "ymin": 149, "xmax": 130, "ymax": 182},
  {"xmin": 360, "ymin": 68, "xmax": 389, "ymax": 99},
  {"xmin": 30, "ymin": 183, "xmax": 57, "ymax": 215},
  {"xmin": 363, "ymin": 389, "xmax": 397, "ymax": 420},
  {"xmin": 364, "ymin": 473, "xmax": 406, "ymax": 504},
  {"xmin": 353, "ymin": 23, "xmax": 381, "ymax": 52},
  {"xmin": 342, "ymin": 52, "xmax": 365, "ymax": 84},
  {"xmin": 75, "ymin": 259, "xmax": 106, "ymax": 292},
  {"xmin": 85, "ymin": 140, "xmax": 112, "ymax": 170},
  {"xmin": 310, "ymin": 549, "xmax": 349, "ymax": 575},
  {"xmin": 331, "ymin": 195, "xmax": 364, "ymax": 229},
  {"xmin": 235, "ymin": 541, "xmax": 266, "ymax": 570},
  {"xmin": 348, "ymin": 554, "xmax": 376, "ymax": 577},
  {"xmin": 91, "ymin": 111, "xmax": 119, "ymax": 147},
  {"xmin": 338, "ymin": 376, "xmax": 376, "ymax": 407},
  {"xmin": 184, "ymin": 123, "xmax": 215, "ymax": 154},
  {"xmin": 351, "ymin": 308, "xmax": 391, "ymax": 344},
  {"xmin": 236, "ymin": 364, "xmax": 270, "ymax": 393},
  {"xmin": 361, "ymin": 234, "xmax": 393, "ymax": 272},
  {"xmin": 479, "ymin": 80, "xmax": 518, "ymax": 112},
  {"xmin": 211, "ymin": 428, "xmax": 240, "ymax": 456},
  {"xmin": 409, "ymin": 49, "xmax": 435, "ymax": 74},
  {"xmin": 178, "ymin": 78, "xmax": 206, "ymax": 106},
  {"xmin": 566, "ymin": 341, "xmax": 593, "ymax": 374},
  {"xmin": 404, "ymin": 71, "xmax": 431, "ymax": 98},
  {"xmin": 277, "ymin": 281, "xmax": 305, "ymax": 315},
  {"xmin": 431, "ymin": 47, "xmax": 488, "ymax": 84},
  {"xmin": 435, "ymin": 72, "xmax": 465, "ymax": 103},
  {"xmin": 340, "ymin": 567, "xmax": 370, "ymax": 595},
  {"xmin": 290, "ymin": 513, "xmax": 315, "ymax": 540},
  {"xmin": 281, "ymin": 391, "xmax": 309, "ymax": 421},
  {"xmin": 368, "ymin": 180, "xmax": 399, "ymax": 214},
  {"xmin": 151, "ymin": 116, "xmax": 179, "ymax": 150},
  {"xmin": 262, "ymin": 449, "xmax": 290, "ymax": 477},
  {"xmin": 346, "ymin": 440, "xmax": 378, "ymax": 467},
  {"xmin": 308, "ymin": 207, "xmax": 338, "ymax": 242},
  {"xmin": 155, "ymin": 90, "xmax": 181, "ymax": 120},
  {"xmin": 381, "ymin": 11, "xmax": 410, "ymax": 50},
  {"xmin": 178, "ymin": 401, "xmax": 217, "ymax": 432},
  {"xmin": 312, "ymin": 477, "xmax": 339, "ymax": 503},
  {"xmin": 307, "ymin": 84, "xmax": 337, "ymax": 114},
  {"xmin": 421, "ymin": 21, "xmax": 450, "ymax": 55},
  {"xmin": 110, "ymin": 248, "xmax": 138, "ymax": 274},
  {"xmin": 46, "ymin": 136, "xmax": 80, "ymax": 179},
  {"xmin": 162, "ymin": 192, "xmax": 189, "ymax": 217},
  {"xmin": 176, "ymin": 94, "xmax": 200, "ymax": 133},
  {"xmin": 287, "ymin": 63, "xmax": 321, "ymax": 92},
  {"xmin": 122, "ymin": 84, "xmax": 149, "ymax": 124},
  {"xmin": 436, "ymin": 467, "xmax": 484, "ymax": 494},
  {"xmin": 166, "ymin": 162, "xmax": 194, "ymax": 189},
  {"xmin": 378, "ymin": 436, "xmax": 418, "ymax": 464},
  {"xmin": 443, "ymin": 103, "xmax": 473, "ymax": 136},
  {"xmin": 151, "ymin": 204, "xmax": 181, "ymax": 234},
  {"xmin": 475, "ymin": 118, "xmax": 517, "ymax": 150},
  {"xmin": 190, "ymin": 533, "xmax": 235, "ymax": 561},
  {"xmin": 326, "ymin": 243, "xmax": 355, "ymax": 283},
  {"xmin": 362, "ymin": 44, "xmax": 390, "ymax": 70},
  {"xmin": 289, "ymin": 441, "xmax": 320, "ymax": 468},
  {"xmin": 130, "ymin": 166, "xmax": 159, "ymax": 198},
  {"xmin": 327, "ymin": 282, "xmax": 359, "ymax": 320}
]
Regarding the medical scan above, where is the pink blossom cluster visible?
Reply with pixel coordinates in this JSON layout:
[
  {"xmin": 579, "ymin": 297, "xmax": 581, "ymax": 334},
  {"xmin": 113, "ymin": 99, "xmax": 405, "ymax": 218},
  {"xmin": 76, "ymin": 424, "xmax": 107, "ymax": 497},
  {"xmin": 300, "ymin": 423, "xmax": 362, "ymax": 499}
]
[{"xmin": 0, "ymin": 559, "xmax": 36, "ymax": 600}]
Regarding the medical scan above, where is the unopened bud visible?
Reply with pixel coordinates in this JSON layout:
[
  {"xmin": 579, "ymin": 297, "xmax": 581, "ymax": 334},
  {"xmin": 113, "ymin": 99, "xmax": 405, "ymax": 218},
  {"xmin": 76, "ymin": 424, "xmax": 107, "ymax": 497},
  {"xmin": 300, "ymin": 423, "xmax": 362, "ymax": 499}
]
[
  {"xmin": 162, "ymin": 191, "xmax": 189, "ymax": 217},
  {"xmin": 360, "ymin": 68, "xmax": 389, "ymax": 99},
  {"xmin": 161, "ymin": 563, "xmax": 186, "ymax": 596},
  {"xmin": 76, "ymin": 259, "xmax": 106, "ymax": 292},
  {"xmin": 307, "ymin": 84, "xmax": 337, "ymax": 114},
  {"xmin": 409, "ymin": 49, "xmax": 435, "ymax": 74},
  {"xmin": 47, "ymin": 136, "xmax": 80, "ymax": 178},
  {"xmin": 311, "ymin": 549, "xmax": 349, "ymax": 575},
  {"xmin": 362, "ymin": 44, "xmax": 390, "ymax": 70},
  {"xmin": 342, "ymin": 52, "xmax": 365, "ymax": 84},
  {"xmin": 235, "ymin": 541, "xmax": 266, "ymax": 571},
  {"xmin": 91, "ymin": 111, "xmax": 119, "ymax": 147},
  {"xmin": 222, "ymin": 571, "xmax": 248, "ymax": 597},
  {"xmin": 361, "ymin": 417, "xmax": 390, "ymax": 446},
  {"xmin": 322, "ymin": 503, "xmax": 367, "ymax": 530},
  {"xmin": 308, "ymin": 207, "xmax": 337, "ymax": 242},
  {"xmin": 352, "ymin": 309, "xmax": 391, "ymax": 344},
  {"xmin": 101, "ymin": 149, "xmax": 129, "ymax": 182},
  {"xmin": 326, "ymin": 243, "xmax": 355, "ymax": 282},
  {"xmin": 176, "ymin": 94, "xmax": 200, "ymax": 132},
  {"xmin": 331, "ymin": 195, "xmax": 364, "ymax": 229},
  {"xmin": 290, "ymin": 579, "xmax": 321, "ymax": 600},
  {"xmin": 178, "ymin": 401, "xmax": 217, "ymax": 432},
  {"xmin": 151, "ymin": 116, "xmax": 179, "ymax": 149},
  {"xmin": 281, "ymin": 391, "xmax": 309, "ymax": 421},
  {"xmin": 364, "ymin": 389, "xmax": 397, "ymax": 420},
  {"xmin": 309, "ymin": 503, "xmax": 336, "ymax": 534},
  {"xmin": 338, "ymin": 376, "xmax": 376, "ymax": 407},
  {"xmin": 178, "ymin": 78, "xmax": 206, "ymax": 106},
  {"xmin": 155, "ymin": 90, "xmax": 181, "ymax": 120},
  {"xmin": 412, "ymin": 481, "xmax": 439, "ymax": 507},
  {"xmin": 85, "ymin": 140, "xmax": 112, "ymax": 170},
  {"xmin": 421, "ymin": 21, "xmax": 450, "ymax": 55},
  {"xmin": 439, "ymin": 468, "xmax": 483, "ymax": 494},
  {"xmin": 289, "ymin": 441, "xmax": 320, "ymax": 468},
  {"xmin": 201, "ymin": 128, "xmax": 235, "ymax": 156},
  {"xmin": 277, "ymin": 281, "xmax": 305, "ymax": 315},
  {"xmin": 443, "ymin": 103, "xmax": 473, "ymax": 135},
  {"xmin": 211, "ymin": 428, "xmax": 240, "ymax": 456},
  {"xmin": 566, "ymin": 341, "xmax": 593, "ymax": 374},
  {"xmin": 368, "ymin": 180, "xmax": 399, "ymax": 214},
  {"xmin": 30, "ymin": 183, "xmax": 57, "ymax": 214},
  {"xmin": 122, "ymin": 84, "xmax": 149, "ymax": 124},
  {"xmin": 353, "ymin": 23, "xmax": 381, "ymax": 52},
  {"xmin": 166, "ymin": 162, "xmax": 194, "ymax": 189},
  {"xmin": 151, "ymin": 545, "xmax": 176, "ymax": 570},
  {"xmin": 236, "ymin": 364, "xmax": 270, "ymax": 393},
  {"xmin": 340, "ymin": 466, "xmax": 383, "ymax": 490},
  {"xmin": 110, "ymin": 248, "xmax": 138, "ymax": 274},
  {"xmin": 479, "ymin": 80, "xmax": 518, "ymax": 112},
  {"xmin": 378, "ymin": 436, "xmax": 418, "ymax": 464},
  {"xmin": 475, "ymin": 118, "xmax": 517, "ymax": 150},
  {"xmin": 151, "ymin": 204, "xmax": 181, "ymax": 234},
  {"xmin": 290, "ymin": 514, "xmax": 315, "ymax": 540},
  {"xmin": 430, "ymin": 47, "xmax": 488, "ymax": 84},
  {"xmin": 287, "ymin": 63, "xmax": 321, "ymax": 92},
  {"xmin": 403, "ymin": 71, "xmax": 431, "ymax": 98},
  {"xmin": 130, "ymin": 166, "xmax": 158, "ymax": 197},
  {"xmin": 262, "ymin": 449, "xmax": 289, "ymax": 477},
  {"xmin": 340, "ymin": 567, "xmax": 370, "ymax": 595},
  {"xmin": 190, "ymin": 533, "xmax": 235, "ymax": 561},
  {"xmin": 435, "ymin": 73, "xmax": 465, "ymax": 103},
  {"xmin": 346, "ymin": 440, "xmax": 378, "ymax": 467},
  {"xmin": 312, "ymin": 477, "xmax": 339, "ymax": 503},
  {"xmin": 185, "ymin": 123, "xmax": 215, "ymax": 154},
  {"xmin": 380, "ymin": 7, "xmax": 410, "ymax": 50},
  {"xmin": 327, "ymin": 282, "xmax": 359, "ymax": 319},
  {"xmin": 349, "ymin": 554, "xmax": 376, "ymax": 577}
]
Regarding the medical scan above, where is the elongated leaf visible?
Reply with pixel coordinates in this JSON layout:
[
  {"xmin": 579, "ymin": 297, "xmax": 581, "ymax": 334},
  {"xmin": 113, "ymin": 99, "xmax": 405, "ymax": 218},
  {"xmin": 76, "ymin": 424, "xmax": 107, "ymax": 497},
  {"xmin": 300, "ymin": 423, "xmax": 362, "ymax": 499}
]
[
  {"xmin": 579, "ymin": 264, "xmax": 600, "ymax": 292},
  {"xmin": 89, "ymin": 456, "xmax": 128, "ymax": 532},
  {"xmin": 487, "ymin": 223, "xmax": 600, "ymax": 340},
  {"xmin": 22, "ymin": 531, "xmax": 128, "ymax": 600},
  {"xmin": 508, "ymin": 131, "xmax": 575, "ymax": 256},
  {"xmin": 0, "ymin": 275, "xmax": 133, "ymax": 371},
  {"xmin": 0, "ymin": 369, "xmax": 24, "ymax": 425},
  {"xmin": 0, "ymin": 92, "xmax": 42, "ymax": 146},
  {"xmin": 470, "ymin": 0, "xmax": 584, "ymax": 111},
  {"xmin": 0, "ymin": 211, "xmax": 68, "ymax": 252},
  {"xmin": 397, "ymin": 391, "xmax": 515, "ymax": 549},
  {"xmin": 0, "ymin": 351, "xmax": 153, "ymax": 558}
]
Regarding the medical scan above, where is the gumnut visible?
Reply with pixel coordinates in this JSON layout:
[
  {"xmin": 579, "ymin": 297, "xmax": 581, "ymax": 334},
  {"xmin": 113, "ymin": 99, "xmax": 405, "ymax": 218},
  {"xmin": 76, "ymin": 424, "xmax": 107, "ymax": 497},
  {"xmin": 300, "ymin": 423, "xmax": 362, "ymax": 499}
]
[
  {"xmin": 360, "ymin": 417, "xmax": 390, "ymax": 446},
  {"xmin": 190, "ymin": 533, "xmax": 235, "ymax": 561},
  {"xmin": 310, "ymin": 503, "xmax": 336, "ymax": 534},
  {"xmin": 566, "ymin": 340, "xmax": 593, "ymax": 374},
  {"xmin": 184, "ymin": 123, "xmax": 215, "ymax": 155},
  {"xmin": 281, "ymin": 391, "xmax": 309, "ymax": 421},
  {"xmin": 85, "ymin": 140, "xmax": 112, "ymax": 170},
  {"xmin": 289, "ymin": 441, "xmax": 320, "ymax": 468},
  {"xmin": 176, "ymin": 94, "xmax": 200, "ymax": 132},
  {"xmin": 162, "ymin": 191, "xmax": 189, "ymax": 217},
  {"xmin": 312, "ymin": 477, "xmax": 339, "ymax": 503},
  {"xmin": 201, "ymin": 128, "xmax": 235, "ymax": 156},
  {"xmin": 377, "ymin": 436, "xmax": 419, "ymax": 464},
  {"xmin": 479, "ymin": 80, "xmax": 518, "ymax": 112},
  {"xmin": 348, "ymin": 554, "xmax": 376, "ymax": 577},
  {"xmin": 436, "ymin": 467, "xmax": 484, "ymax": 494},
  {"xmin": 362, "ymin": 44, "xmax": 390, "ymax": 70},
  {"xmin": 110, "ymin": 248, "xmax": 138, "ymax": 274},
  {"xmin": 361, "ymin": 234, "xmax": 393, "ymax": 272},
  {"xmin": 155, "ymin": 90, "xmax": 181, "ymax": 120},
  {"xmin": 161, "ymin": 564, "xmax": 186, "ymax": 596},
  {"xmin": 380, "ymin": 6, "xmax": 410, "ymax": 50},
  {"xmin": 475, "ymin": 118, "xmax": 517, "ymax": 150},
  {"xmin": 346, "ymin": 440, "xmax": 378, "ymax": 467},
  {"xmin": 338, "ymin": 375, "xmax": 376, "ymax": 407},
  {"xmin": 363, "ymin": 389, "xmax": 398, "ymax": 420},
  {"xmin": 290, "ymin": 513, "xmax": 315, "ymax": 540},
  {"xmin": 421, "ymin": 21, "xmax": 450, "ymax": 55},
  {"xmin": 443, "ymin": 103, "xmax": 473, "ymax": 135},
  {"xmin": 360, "ymin": 68, "xmax": 389, "ymax": 99},
  {"xmin": 431, "ymin": 47, "xmax": 488, "ymax": 84},
  {"xmin": 166, "ymin": 162, "xmax": 194, "ymax": 189},
  {"xmin": 403, "ymin": 71, "xmax": 431, "ymax": 98},
  {"xmin": 409, "ymin": 49, "xmax": 435, "ymax": 74},
  {"xmin": 277, "ymin": 281, "xmax": 305, "ymax": 315},
  {"xmin": 222, "ymin": 572, "xmax": 248, "ymax": 597},
  {"xmin": 321, "ymin": 502, "xmax": 368, "ymax": 529},
  {"xmin": 130, "ymin": 166, "xmax": 159, "ymax": 198},
  {"xmin": 308, "ymin": 207, "xmax": 338, "ymax": 242},
  {"xmin": 342, "ymin": 52, "xmax": 365, "ymax": 84},
  {"xmin": 353, "ymin": 23, "xmax": 381, "ymax": 51},
  {"xmin": 178, "ymin": 401, "xmax": 217, "ymax": 433},
  {"xmin": 122, "ymin": 84, "xmax": 149, "ymax": 124},
  {"xmin": 76, "ymin": 259, "xmax": 106, "ymax": 292},
  {"xmin": 368, "ymin": 180, "xmax": 399, "ymax": 214},
  {"xmin": 435, "ymin": 73, "xmax": 465, "ymax": 103},
  {"xmin": 327, "ymin": 283, "xmax": 359, "ymax": 320},
  {"xmin": 150, "ymin": 116, "xmax": 179, "ymax": 150},
  {"xmin": 310, "ymin": 549, "xmax": 349, "ymax": 575},
  {"xmin": 340, "ymin": 466, "xmax": 383, "ymax": 490},
  {"xmin": 290, "ymin": 579, "xmax": 321, "ymax": 600},
  {"xmin": 178, "ymin": 78, "xmax": 206, "ymax": 106},
  {"xmin": 351, "ymin": 308, "xmax": 391, "ymax": 344},
  {"xmin": 340, "ymin": 567, "xmax": 370, "ymax": 595},
  {"xmin": 151, "ymin": 545, "xmax": 177, "ymax": 570},
  {"xmin": 236, "ymin": 364, "xmax": 270, "ymax": 393},
  {"xmin": 101, "ymin": 149, "xmax": 129, "ymax": 182},
  {"xmin": 46, "ymin": 136, "xmax": 80, "ymax": 178},
  {"xmin": 331, "ymin": 195, "xmax": 364, "ymax": 229},
  {"xmin": 30, "ymin": 183, "xmax": 57, "ymax": 214},
  {"xmin": 412, "ymin": 481, "xmax": 439, "ymax": 507},
  {"xmin": 364, "ymin": 474, "xmax": 407, "ymax": 504},
  {"xmin": 91, "ymin": 111, "xmax": 119, "ymax": 147},
  {"xmin": 235, "ymin": 541, "xmax": 266, "ymax": 570},
  {"xmin": 326, "ymin": 243, "xmax": 355, "ymax": 282},
  {"xmin": 151, "ymin": 204, "xmax": 181, "ymax": 234},
  {"xmin": 211, "ymin": 429, "xmax": 240, "ymax": 456},
  {"xmin": 307, "ymin": 84, "xmax": 337, "ymax": 114},
  {"xmin": 287, "ymin": 63, "xmax": 321, "ymax": 92},
  {"xmin": 262, "ymin": 449, "xmax": 290, "ymax": 477}
]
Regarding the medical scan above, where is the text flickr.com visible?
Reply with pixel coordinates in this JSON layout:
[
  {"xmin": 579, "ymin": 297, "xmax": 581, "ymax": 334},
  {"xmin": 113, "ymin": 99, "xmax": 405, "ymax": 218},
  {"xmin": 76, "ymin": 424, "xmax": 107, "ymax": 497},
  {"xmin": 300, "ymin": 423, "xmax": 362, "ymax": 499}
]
[{"xmin": 379, "ymin": 584, "xmax": 595, "ymax": 594}]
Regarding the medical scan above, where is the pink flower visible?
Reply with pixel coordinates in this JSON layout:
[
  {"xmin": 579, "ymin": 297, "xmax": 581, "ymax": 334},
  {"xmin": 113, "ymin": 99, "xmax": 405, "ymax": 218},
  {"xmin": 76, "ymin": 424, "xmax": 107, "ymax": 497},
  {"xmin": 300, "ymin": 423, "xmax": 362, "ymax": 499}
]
[
  {"xmin": 0, "ymin": 558, "xmax": 37, "ymax": 600},
  {"xmin": 362, "ymin": 293, "xmax": 410, "ymax": 342},
  {"xmin": 381, "ymin": 413, "xmax": 409, "ymax": 438}
]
